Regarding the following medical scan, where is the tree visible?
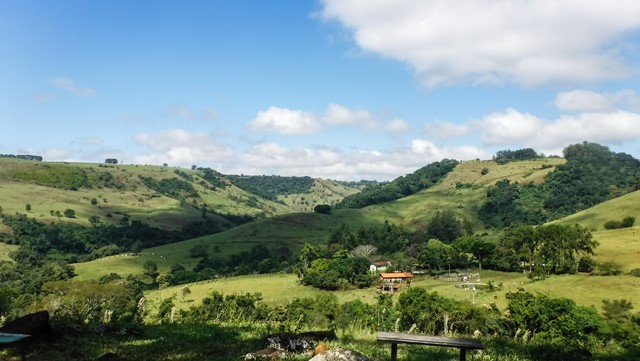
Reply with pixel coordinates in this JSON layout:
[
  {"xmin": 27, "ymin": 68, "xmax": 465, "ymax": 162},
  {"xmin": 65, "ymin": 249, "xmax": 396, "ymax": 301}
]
[
  {"xmin": 351, "ymin": 244, "xmax": 377, "ymax": 259},
  {"xmin": 104, "ymin": 158, "xmax": 118, "ymax": 164},
  {"xmin": 91, "ymin": 198, "xmax": 98, "ymax": 206},
  {"xmin": 143, "ymin": 260, "xmax": 158, "ymax": 277},
  {"xmin": 25, "ymin": 203, "xmax": 31, "ymax": 212},
  {"xmin": 64, "ymin": 209, "xmax": 76, "ymax": 218},
  {"xmin": 181, "ymin": 286, "xmax": 192, "ymax": 301},
  {"xmin": 425, "ymin": 210, "xmax": 463, "ymax": 243},
  {"xmin": 313, "ymin": 204, "xmax": 331, "ymax": 214}
]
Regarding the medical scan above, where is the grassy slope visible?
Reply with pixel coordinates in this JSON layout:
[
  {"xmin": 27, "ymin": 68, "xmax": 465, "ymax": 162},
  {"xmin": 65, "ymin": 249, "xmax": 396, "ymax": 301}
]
[
  {"xmin": 360, "ymin": 158, "xmax": 564, "ymax": 229},
  {"xmin": 277, "ymin": 178, "xmax": 364, "ymax": 212},
  {"xmin": 73, "ymin": 158, "xmax": 566, "ymax": 279},
  {"xmin": 0, "ymin": 158, "xmax": 293, "ymax": 230}
]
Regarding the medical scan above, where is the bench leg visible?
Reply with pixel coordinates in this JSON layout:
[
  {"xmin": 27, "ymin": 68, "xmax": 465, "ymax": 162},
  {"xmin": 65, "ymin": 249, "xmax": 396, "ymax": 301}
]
[
  {"xmin": 390, "ymin": 343, "xmax": 397, "ymax": 361},
  {"xmin": 459, "ymin": 348, "xmax": 466, "ymax": 361}
]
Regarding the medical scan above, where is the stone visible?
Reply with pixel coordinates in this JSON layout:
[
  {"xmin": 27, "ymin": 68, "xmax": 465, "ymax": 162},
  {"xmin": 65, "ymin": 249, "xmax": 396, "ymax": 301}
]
[
  {"xmin": 308, "ymin": 347, "xmax": 372, "ymax": 361},
  {"xmin": 264, "ymin": 332, "xmax": 315, "ymax": 353}
]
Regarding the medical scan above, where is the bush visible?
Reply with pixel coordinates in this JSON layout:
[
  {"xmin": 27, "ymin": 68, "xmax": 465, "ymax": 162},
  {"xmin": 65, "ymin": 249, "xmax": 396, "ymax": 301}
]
[
  {"xmin": 481, "ymin": 167, "xmax": 489, "ymax": 175},
  {"xmin": 604, "ymin": 216, "xmax": 635, "ymax": 229},
  {"xmin": 596, "ymin": 261, "xmax": 624, "ymax": 276},
  {"xmin": 578, "ymin": 256, "xmax": 597, "ymax": 273},
  {"xmin": 63, "ymin": 209, "xmax": 76, "ymax": 218},
  {"xmin": 629, "ymin": 268, "xmax": 640, "ymax": 277}
]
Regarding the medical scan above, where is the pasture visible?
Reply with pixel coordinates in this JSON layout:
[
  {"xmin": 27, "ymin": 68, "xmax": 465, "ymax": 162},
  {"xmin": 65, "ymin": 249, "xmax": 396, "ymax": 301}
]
[{"xmin": 142, "ymin": 268, "xmax": 639, "ymax": 318}]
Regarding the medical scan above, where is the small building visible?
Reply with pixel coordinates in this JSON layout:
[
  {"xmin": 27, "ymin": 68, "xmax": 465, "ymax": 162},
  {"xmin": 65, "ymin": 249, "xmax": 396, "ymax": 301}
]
[
  {"xmin": 369, "ymin": 260, "xmax": 391, "ymax": 272},
  {"xmin": 378, "ymin": 272, "xmax": 413, "ymax": 292}
]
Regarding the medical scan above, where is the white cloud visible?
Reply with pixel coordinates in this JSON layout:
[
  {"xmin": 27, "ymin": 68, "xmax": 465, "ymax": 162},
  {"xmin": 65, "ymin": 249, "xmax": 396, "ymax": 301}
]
[
  {"xmin": 132, "ymin": 129, "xmax": 235, "ymax": 166},
  {"xmin": 235, "ymin": 141, "xmax": 485, "ymax": 181},
  {"xmin": 481, "ymin": 108, "xmax": 545, "ymax": 146},
  {"xmin": 556, "ymin": 89, "xmax": 640, "ymax": 112},
  {"xmin": 322, "ymin": 103, "xmax": 373, "ymax": 126},
  {"xmin": 386, "ymin": 118, "xmax": 411, "ymax": 132},
  {"xmin": 248, "ymin": 104, "xmax": 410, "ymax": 135},
  {"xmin": 556, "ymin": 90, "xmax": 615, "ymax": 112},
  {"xmin": 476, "ymin": 108, "xmax": 640, "ymax": 152},
  {"xmin": 248, "ymin": 106, "xmax": 321, "ymax": 135},
  {"xmin": 319, "ymin": 0, "xmax": 640, "ymax": 87},
  {"xmin": 49, "ymin": 77, "xmax": 95, "ymax": 96},
  {"xmin": 426, "ymin": 121, "xmax": 470, "ymax": 139}
]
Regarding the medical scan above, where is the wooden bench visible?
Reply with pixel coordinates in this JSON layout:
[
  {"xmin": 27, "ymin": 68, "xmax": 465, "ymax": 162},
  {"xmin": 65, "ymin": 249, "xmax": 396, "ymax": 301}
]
[
  {"xmin": 377, "ymin": 331, "xmax": 484, "ymax": 361},
  {"xmin": 0, "ymin": 333, "xmax": 31, "ymax": 361}
]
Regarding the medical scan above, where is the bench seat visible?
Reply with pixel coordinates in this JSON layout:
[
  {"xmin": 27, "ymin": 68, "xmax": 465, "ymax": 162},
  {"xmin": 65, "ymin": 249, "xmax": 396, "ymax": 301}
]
[{"xmin": 377, "ymin": 331, "xmax": 483, "ymax": 361}]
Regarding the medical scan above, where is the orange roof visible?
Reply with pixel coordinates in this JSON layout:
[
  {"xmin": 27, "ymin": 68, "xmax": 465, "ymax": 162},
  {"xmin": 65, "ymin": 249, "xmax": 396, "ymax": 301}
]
[{"xmin": 379, "ymin": 272, "xmax": 413, "ymax": 279}]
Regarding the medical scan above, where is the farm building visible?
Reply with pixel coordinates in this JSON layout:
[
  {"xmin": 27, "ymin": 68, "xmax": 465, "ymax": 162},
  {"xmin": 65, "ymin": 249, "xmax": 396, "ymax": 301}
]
[{"xmin": 377, "ymin": 272, "xmax": 413, "ymax": 292}]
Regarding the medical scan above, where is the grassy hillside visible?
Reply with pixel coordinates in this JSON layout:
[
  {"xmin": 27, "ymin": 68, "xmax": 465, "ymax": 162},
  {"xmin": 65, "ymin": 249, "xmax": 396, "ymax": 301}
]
[
  {"xmin": 72, "ymin": 158, "xmax": 566, "ymax": 280},
  {"xmin": 0, "ymin": 158, "xmax": 293, "ymax": 230},
  {"xmin": 72, "ymin": 209, "xmax": 380, "ymax": 280},
  {"xmin": 360, "ymin": 158, "xmax": 564, "ymax": 229},
  {"xmin": 554, "ymin": 189, "xmax": 640, "ymax": 231},
  {"xmin": 277, "ymin": 179, "xmax": 364, "ymax": 212}
]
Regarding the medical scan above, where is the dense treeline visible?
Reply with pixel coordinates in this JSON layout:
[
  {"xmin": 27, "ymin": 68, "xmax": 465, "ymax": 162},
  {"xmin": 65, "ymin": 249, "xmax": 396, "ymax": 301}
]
[
  {"xmin": 480, "ymin": 142, "xmax": 640, "ymax": 228},
  {"xmin": 227, "ymin": 175, "xmax": 315, "ymax": 200},
  {"xmin": 0, "ymin": 154, "xmax": 43, "ymax": 161},
  {"xmin": 138, "ymin": 176, "xmax": 199, "ymax": 199},
  {"xmin": 493, "ymin": 148, "xmax": 544, "ymax": 164},
  {"xmin": 7, "ymin": 163, "xmax": 125, "ymax": 190},
  {"xmin": 336, "ymin": 159, "xmax": 459, "ymax": 209}
]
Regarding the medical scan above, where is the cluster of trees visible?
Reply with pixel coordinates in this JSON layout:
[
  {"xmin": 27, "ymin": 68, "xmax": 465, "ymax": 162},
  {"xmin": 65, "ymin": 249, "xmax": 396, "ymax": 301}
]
[
  {"xmin": 493, "ymin": 148, "xmax": 543, "ymax": 164},
  {"xmin": 138, "ymin": 176, "xmax": 199, "ymax": 199},
  {"xmin": 227, "ymin": 175, "xmax": 315, "ymax": 201},
  {"xmin": 480, "ymin": 142, "xmax": 640, "ymax": 228},
  {"xmin": 604, "ymin": 216, "xmax": 636, "ymax": 230},
  {"xmin": 9, "ymin": 164, "xmax": 125, "ymax": 190},
  {"xmin": 197, "ymin": 167, "xmax": 229, "ymax": 190},
  {"xmin": 337, "ymin": 159, "xmax": 459, "ymax": 209},
  {"xmin": 293, "ymin": 244, "xmax": 373, "ymax": 290},
  {"xmin": 0, "ymin": 154, "xmax": 43, "ymax": 161},
  {"xmin": 489, "ymin": 224, "xmax": 597, "ymax": 275},
  {"xmin": 104, "ymin": 158, "xmax": 118, "ymax": 164}
]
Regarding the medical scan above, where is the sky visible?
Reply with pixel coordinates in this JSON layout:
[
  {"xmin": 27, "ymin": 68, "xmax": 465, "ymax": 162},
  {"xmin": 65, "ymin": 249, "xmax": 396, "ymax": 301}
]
[{"xmin": 1, "ymin": 0, "xmax": 640, "ymax": 181}]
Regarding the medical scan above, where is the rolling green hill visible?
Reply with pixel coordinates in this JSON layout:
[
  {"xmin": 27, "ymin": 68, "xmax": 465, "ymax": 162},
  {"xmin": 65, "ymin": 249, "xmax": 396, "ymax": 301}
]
[
  {"xmin": 72, "ymin": 158, "xmax": 566, "ymax": 280},
  {"xmin": 0, "ymin": 158, "xmax": 294, "ymax": 230}
]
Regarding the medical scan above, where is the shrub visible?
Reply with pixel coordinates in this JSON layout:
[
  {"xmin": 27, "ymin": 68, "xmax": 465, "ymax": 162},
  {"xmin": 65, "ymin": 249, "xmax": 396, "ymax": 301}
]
[
  {"xmin": 63, "ymin": 209, "xmax": 76, "ymax": 218},
  {"xmin": 629, "ymin": 268, "xmax": 640, "ymax": 277},
  {"xmin": 604, "ymin": 216, "xmax": 635, "ymax": 229},
  {"xmin": 481, "ymin": 167, "xmax": 489, "ymax": 175},
  {"xmin": 596, "ymin": 261, "xmax": 624, "ymax": 276}
]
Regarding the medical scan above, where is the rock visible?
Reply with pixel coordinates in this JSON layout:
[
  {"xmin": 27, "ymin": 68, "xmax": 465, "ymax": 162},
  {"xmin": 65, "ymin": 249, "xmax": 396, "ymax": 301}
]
[
  {"xmin": 264, "ymin": 332, "xmax": 315, "ymax": 353},
  {"xmin": 244, "ymin": 348, "xmax": 291, "ymax": 360},
  {"xmin": 308, "ymin": 347, "xmax": 372, "ymax": 361},
  {"xmin": 0, "ymin": 310, "xmax": 53, "ymax": 340}
]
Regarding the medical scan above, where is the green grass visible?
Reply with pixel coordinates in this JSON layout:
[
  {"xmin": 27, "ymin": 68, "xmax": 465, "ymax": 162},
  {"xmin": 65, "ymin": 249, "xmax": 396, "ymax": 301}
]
[
  {"xmin": 554, "ymin": 190, "xmax": 640, "ymax": 231},
  {"xmin": 0, "ymin": 158, "xmax": 294, "ymax": 230},
  {"xmin": 0, "ymin": 242, "xmax": 17, "ymax": 262},
  {"xmin": 592, "ymin": 226, "xmax": 640, "ymax": 271}
]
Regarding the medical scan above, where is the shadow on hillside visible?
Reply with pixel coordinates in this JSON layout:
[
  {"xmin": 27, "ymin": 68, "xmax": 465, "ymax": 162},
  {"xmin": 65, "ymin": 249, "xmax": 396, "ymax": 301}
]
[{"xmin": 21, "ymin": 323, "xmax": 265, "ymax": 361}]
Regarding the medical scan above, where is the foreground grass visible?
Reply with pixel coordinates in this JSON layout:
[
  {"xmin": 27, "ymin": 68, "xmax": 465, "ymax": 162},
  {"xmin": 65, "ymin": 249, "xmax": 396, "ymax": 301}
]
[{"xmin": 3, "ymin": 322, "xmax": 638, "ymax": 361}]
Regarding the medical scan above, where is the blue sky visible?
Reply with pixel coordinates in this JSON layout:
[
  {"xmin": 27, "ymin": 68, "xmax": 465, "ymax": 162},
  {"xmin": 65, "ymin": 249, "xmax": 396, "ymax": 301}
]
[{"xmin": 2, "ymin": 1, "xmax": 640, "ymax": 180}]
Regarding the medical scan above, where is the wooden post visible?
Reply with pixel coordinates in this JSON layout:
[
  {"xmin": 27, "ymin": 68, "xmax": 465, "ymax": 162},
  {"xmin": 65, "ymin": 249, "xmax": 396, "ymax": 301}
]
[
  {"xmin": 390, "ymin": 342, "xmax": 398, "ymax": 361},
  {"xmin": 459, "ymin": 348, "xmax": 466, "ymax": 361}
]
